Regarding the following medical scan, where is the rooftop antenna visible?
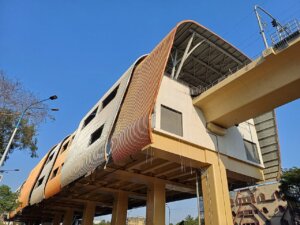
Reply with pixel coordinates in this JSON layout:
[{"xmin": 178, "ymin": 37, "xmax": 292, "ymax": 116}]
[{"xmin": 254, "ymin": 5, "xmax": 290, "ymax": 49}]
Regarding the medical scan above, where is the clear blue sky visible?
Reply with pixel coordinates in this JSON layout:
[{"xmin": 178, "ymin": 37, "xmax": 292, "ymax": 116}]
[{"xmin": 0, "ymin": 0, "xmax": 299, "ymax": 223}]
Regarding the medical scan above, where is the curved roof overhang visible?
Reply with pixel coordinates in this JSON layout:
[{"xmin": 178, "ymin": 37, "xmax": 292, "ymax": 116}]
[{"xmin": 165, "ymin": 20, "xmax": 251, "ymax": 93}]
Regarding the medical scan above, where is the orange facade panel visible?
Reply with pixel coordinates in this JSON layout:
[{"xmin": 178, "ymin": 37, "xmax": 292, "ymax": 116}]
[
  {"xmin": 44, "ymin": 134, "xmax": 75, "ymax": 199},
  {"xmin": 11, "ymin": 153, "xmax": 49, "ymax": 216}
]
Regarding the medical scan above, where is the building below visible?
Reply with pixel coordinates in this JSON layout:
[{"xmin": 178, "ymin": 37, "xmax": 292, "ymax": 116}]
[
  {"xmin": 127, "ymin": 217, "xmax": 145, "ymax": 225},
  {"xmin": 230, "ymin": 182, "xmax": 292, "ymax": 225}
]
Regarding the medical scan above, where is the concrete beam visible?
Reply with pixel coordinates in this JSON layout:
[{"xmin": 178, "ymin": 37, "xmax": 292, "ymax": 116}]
[
  {"xmin": 193, "ymin": 37, "xmax": 300, "ymax": 128},
  {"xmin": 105, "ymin": 167, "xmax": 196, "ymax": 194}
]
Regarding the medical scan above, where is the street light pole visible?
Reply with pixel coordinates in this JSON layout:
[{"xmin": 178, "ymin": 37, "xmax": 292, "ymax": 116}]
[
  {"xmin": 166, "ymin": 204, "xmax": 171, "ymax": 225},
  {"xmin": 0, "ymin": 169, "xmax": 19, "ymax": 173},
  {"xmin": 0, "ymin": 95, "xmax": 58, "ymax": 168}
]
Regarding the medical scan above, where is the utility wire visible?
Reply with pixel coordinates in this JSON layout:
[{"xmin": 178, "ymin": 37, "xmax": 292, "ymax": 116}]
[{"xmin": 221, "ymin": 10, "xmax": 256, "ymax": 39}]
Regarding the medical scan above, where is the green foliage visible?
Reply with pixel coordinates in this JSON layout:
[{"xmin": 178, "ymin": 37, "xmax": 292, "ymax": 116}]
[
  {"xmin": 176, "ymin": 215, "xmax": 204, "ymax": 225},
  {"xmin": 0, "ymin": 71, "xmax": 53, "ymax": 161},
  {"xmin": 280, "ymin": 167, "xmax": 300, "ymax": 203},
  {"xmin": 0, "ymin": 110, "xmax": 38, "ymax": 159},
  {"xmin": 0, "ymin": 185, "xmax": 19, "ymax": 214},
  {"xmin": 94, "ymin": 220, "xmax": 110, "ymax": 225}
]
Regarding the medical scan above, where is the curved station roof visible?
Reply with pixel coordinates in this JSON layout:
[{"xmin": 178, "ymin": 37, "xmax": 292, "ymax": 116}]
[{"xmin": 165, "ymin": 21, "xmax": 251, "ymax": 92}]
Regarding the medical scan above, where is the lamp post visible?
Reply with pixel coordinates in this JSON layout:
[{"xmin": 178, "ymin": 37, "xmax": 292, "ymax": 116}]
[
  {"xmin": 0, "ymin": 95, "xmax": 58, "ymax": 169},
  {"xmin": 0, "ymin": 169, "xmax": 19, "ymax": 182},
  {"xmin": 166, "ymin": 204, "xmax": 171, "ymax": 225},
  {"xmin": 0, "ymin": 169, "xmax": 19, "ymax": 173}
]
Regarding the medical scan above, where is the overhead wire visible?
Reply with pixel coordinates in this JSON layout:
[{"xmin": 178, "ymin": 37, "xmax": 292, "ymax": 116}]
[{"xmin": 221, "ymin": 1, "xmax": 300, "ymax": 59}]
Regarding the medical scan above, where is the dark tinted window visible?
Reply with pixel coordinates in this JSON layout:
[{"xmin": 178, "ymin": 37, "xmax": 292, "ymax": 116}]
[
  {"xmin": 89, "ymin": 125, "xmax": 104, "ymax": 146},
  {"xmin": 83, "ymin": 107, "xmax": 98, "ymax": 129},
  {"xmin": 51, "ymin": 168, "xmax": 59, "ymax": 179},
  {"xmin": 161, "ymin": 105, "xmax": 183, "ymax": 136},
  {"xmin": 36, "ymin": 176, "xmax": 44, "ymax": 188},
  {"xmin": 102, "ymin": 85, "xmax": 119, "ymax": 109},
  {"xmin": 61, "ymin": 141, "xmax": 69, "ymax": 153},
  {"xmin": 46, "ymin": 152, "xmax": 55, "ymax": 164},
  {"xmin": 244, "ymin": 140, "xmax": 260, "ymax": 164}
]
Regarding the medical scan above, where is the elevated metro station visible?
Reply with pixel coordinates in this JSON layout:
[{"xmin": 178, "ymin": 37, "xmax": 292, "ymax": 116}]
[{"xmin": 9, "ymin": 20, "xmax": 300, "ymax": 225}]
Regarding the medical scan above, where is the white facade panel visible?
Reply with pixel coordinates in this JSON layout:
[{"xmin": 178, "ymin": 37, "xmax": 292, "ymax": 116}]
[{"xmin": 153, "ymin": 76, "xmax": 263, "ymax": 167}]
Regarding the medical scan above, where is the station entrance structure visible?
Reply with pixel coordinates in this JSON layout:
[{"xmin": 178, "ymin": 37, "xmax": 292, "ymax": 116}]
[{"xmin": 9, "ymin": 20, "xmax": 300, "ymax": 225}]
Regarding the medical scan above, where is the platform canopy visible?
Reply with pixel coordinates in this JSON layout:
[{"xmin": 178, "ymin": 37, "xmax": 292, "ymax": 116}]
[{"xmin": 164, "ymin": 21, "xmax": 251, "ymax": 93}]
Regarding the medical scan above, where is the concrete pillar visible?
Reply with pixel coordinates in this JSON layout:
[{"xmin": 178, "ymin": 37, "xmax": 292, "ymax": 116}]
[
  {"xmin": 81, "ymin": 202, "xmax": 96, "ymax": 225},
  {"xmin": 146, "ymin": 181, "xmax": 165, "ymax": 225},
  {"xmin": 62, "ymin": 209, "xmax": 74, "ymax": 225},
  {"xmin": 111, "ymin": 192, "xmax": 128, "ymax": 225},
  {"xmin": 52, "ymin": 214, "xmax": 62, "ymax": 225},
  {"xmin": 201, "ymin": 159, "xmax": 233, "ymax": 225}
]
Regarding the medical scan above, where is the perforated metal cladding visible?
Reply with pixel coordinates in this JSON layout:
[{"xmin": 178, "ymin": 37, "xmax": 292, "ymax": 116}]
[
  {"xmin": 30, "ymin": 144, "xmax": 61, "ymax": 205},
  {"xmin": 11, "ymin": 154, "xmax": 49, "ymax": 216},
  {"xmin": 44, "ymin": 133, "xmax": 76, "ymax": 199},
  {"xmin": 111, "ymin": 28, "xmax": 176, "ymax": 163},
  {"xmin": 61, "ymin": 60, "xmax": 141, "ymax": 187}
]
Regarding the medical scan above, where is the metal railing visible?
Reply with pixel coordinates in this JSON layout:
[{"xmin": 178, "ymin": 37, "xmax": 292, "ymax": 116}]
[
  {"xmin": 190, "ymin": 20, "xmax": 300, "ymax": 97},
  {"xmin": 270, "ymin": 19, "xmax": 300, "ymax": 48},
  {"xmin": 190, "ymin": 61, "xmax": 252, "ymax": 96}
]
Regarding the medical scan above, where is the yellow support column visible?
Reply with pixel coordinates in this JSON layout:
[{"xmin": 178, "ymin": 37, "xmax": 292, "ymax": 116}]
[
  {"xmin": 111, "ymin": 191, "xmax": 128, "ymax": 225},
  {"xmin": 146, "ymin": 181, "xmax": 166, "ymax": 225},
  {"xmin": 52, "ymin": 214, "xmax": 62, "ymax": 225},
  {"xmin": 201, "ymin": 155, "xmax": 233, "ymax": 225},
  {"xmin": 81, "ymin": 202, "xmax": 96, "ymax": 225},
  {"xmin": 63, "ymin": 209, "xmax": 74, "ymax": 225}
]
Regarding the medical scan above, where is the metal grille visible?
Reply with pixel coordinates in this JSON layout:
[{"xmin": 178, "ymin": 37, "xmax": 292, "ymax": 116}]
[
  {"xmin": 61, "ymin": 63, "xmax": 136, "ymax": 187},
  {"xmin": 111, "ymin": 28, "xmax": 176, "ymax": 163}
]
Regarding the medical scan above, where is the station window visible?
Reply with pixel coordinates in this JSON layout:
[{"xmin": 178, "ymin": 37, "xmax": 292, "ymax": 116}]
[
  {"xmin": 46, "ymin": 151, "xmax": 55, "ymax": 164},
  {"xmin": 51, "ymin": 168, "xmax": 59, "ymax": 179},
  {"xmin": 61, "ymin": 141, "xmax": 69, "ymax": 153},
  {"xmin": 89, "ymin": 125, "xmax": 104, "ymax": 146},
  {"xmin": 102, "ymin": 85, "xmax": 119, "ymax": 109},
  {"xmin": 36, "ymin": 176, "xmax": 44, "ymax": 188},
  {"xmin": 244, "ymin": 140, "xmax": 260, "ymax": 164},
  {"xmin": 160, "ymin": 105, "xmax": 183, "ymax": 136},
  {"xmin": 83, "ymin": 107, "xmax": 98, "ymax": 129}
]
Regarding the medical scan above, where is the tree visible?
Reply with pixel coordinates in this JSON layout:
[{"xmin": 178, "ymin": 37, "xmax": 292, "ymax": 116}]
[
  {"xmin": 94, "ymin": 220, "xmax": 110, "ymax": 225},
  {"xmin": 0, "ymin": 71, "xmax": 54, "ymax": 161},
  {"xmin": 176, "ymin": 215, "xmax": 200, "ymax": 225},
  {"xmin": 280, "ymin": 167, "xmax": 300, "ymax": 223},
  {"xmin": 280, "ymin": 167, "xmax": 300, "ymax": 203},
  {"xmin": 0, "ymin": 185, "xmax": 19, "ymax": 214}
]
